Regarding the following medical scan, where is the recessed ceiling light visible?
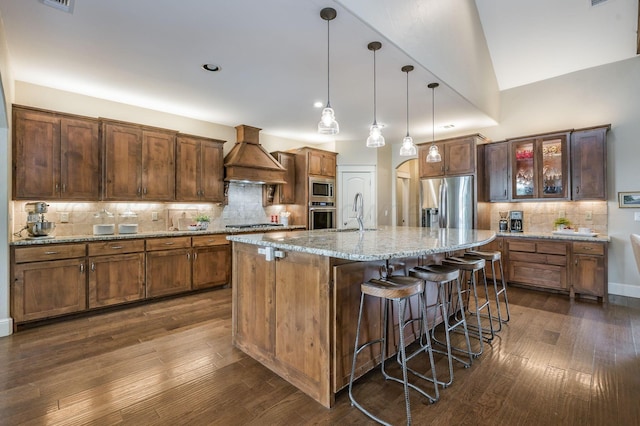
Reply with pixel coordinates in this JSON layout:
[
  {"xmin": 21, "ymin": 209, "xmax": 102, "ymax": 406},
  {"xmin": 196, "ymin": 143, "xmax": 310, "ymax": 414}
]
[
  {"xmin": 202, "ymin": 64, "xmax": 221, "ymax": 72},
  {"xmin": 443, "ymin": 124, "xmax": 455, "ymax": 129},
  {"xmin": 313, "ymin": 101, "xmax": 324, "ymax": 108}
]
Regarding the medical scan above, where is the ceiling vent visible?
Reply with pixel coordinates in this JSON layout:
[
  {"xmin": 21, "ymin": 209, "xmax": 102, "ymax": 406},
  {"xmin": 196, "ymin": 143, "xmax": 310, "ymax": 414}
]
[
  {"xmin": 41, "ymin": 0, "xmax": 74, "ymax": 13},
  {"xmin": 591, "ymin": 0, "xmax": 609, "ymax": 6}
]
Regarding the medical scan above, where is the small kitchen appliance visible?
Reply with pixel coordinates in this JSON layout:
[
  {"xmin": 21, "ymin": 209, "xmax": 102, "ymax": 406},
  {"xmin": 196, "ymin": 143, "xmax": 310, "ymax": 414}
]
[
  {"xmin": 24, "ymin": 202, "xmax": 56, "ymax": 237},
  {"xmin": 509, "ymin": 210, "xmax": 523, "ymax": 232},
  {"xmin": 499, "ymin": 211, "xmax": 509, "ymax": 232}
]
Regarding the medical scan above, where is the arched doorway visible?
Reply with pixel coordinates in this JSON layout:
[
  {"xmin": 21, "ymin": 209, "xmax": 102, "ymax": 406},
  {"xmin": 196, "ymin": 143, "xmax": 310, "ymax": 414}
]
[{"xmin": 395, "ymin": 159, "xmax": 419, "ymax": 227}]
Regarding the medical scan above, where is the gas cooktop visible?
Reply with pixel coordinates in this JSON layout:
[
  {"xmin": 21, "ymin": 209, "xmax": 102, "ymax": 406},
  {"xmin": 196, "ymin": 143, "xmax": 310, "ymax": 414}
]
[{"xmin": 225, "ymin": 223, "xmax": 284, "ymax": 229}]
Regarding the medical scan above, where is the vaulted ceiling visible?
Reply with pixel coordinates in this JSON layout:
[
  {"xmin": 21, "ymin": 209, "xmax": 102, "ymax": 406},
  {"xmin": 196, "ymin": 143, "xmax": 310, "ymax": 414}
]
[{"xmin": 0, "ymin": 0, "xmax": 637, "ymax": 145}]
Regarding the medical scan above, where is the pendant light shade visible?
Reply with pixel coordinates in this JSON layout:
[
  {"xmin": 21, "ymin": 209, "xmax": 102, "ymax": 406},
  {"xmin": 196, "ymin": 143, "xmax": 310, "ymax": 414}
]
[
  {"xmin": 399, "ymin": 65, "xmax": 417, "ymax": 156},
  {"xmin": 426, "ymin": 82, "xmax": 442, "ymax": 163},
  {"xmin": 366, "ymin": 41, "xmax": 384, "ymax": 148},
  {"xmin": 318, "ymin": 8, "xmax": 339, "ymax": 135}
]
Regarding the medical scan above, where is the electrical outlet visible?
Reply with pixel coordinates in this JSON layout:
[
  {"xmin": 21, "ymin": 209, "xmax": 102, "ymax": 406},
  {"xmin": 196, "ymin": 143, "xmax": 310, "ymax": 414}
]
[
  {"xmin": 635, "ymin": 212, "xmax": 640, "ymax": 222},
  {"xmin": 585, "ymin": 211, "xmax": 593, "ymax": 221},
  {"xmin": 152, "ymin": 211, "xmax": 158, "ymax": 221},
  {"xmin": 60, "ymin": 212, "xmax": 69, "ymax": 223},
  {"xmin": 558, "ymin": 210, "xmax": 566, "ymax": 218}
]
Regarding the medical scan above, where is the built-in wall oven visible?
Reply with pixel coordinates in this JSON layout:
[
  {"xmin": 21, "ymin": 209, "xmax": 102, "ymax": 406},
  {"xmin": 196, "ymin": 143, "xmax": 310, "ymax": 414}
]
[
  {"xmin": 309, "ymin": 177, "xmax": 336, "ymax": 230},
  {"xmin": 309, "ymin": 207, "xmax": 336, "ymax": 230}
]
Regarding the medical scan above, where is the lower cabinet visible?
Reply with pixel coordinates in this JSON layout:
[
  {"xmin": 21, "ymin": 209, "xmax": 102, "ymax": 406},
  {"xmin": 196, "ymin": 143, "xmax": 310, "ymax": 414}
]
[
  {"xmin": 192, "ymin": 234, "xmax": 230, "ymax": 289},
  {"xmin": 572, "ymin": 241, "xmax": 607, "ymax": 302},
  {"xmin": 12, "ymin": 244, "xmax": 87, "ymax": 323},
  {"xmin": 87, "ymin": 240, "xmax": 145, "ymax": 308},
  {"xmin": 507, "ymin": 239, "xmax": 569, "ymax": 290},
  {"xmin": 146, "ymin": 236, "xmax": 192, "ymax": 298}
]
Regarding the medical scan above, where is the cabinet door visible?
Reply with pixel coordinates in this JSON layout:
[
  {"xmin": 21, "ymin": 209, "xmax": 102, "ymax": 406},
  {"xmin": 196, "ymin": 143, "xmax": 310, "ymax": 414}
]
[
  {"xmin": 445, "ymin": 138, "xmax": 475, "ymax": 175},
  {"xmin": 175, "ymin": 136, "xmax": 200, "ymax": 201},
  {"xmin": 12, "ymin": 258, "xmax": 87, "ymax": 323},
  {"xmin": 571, "ymin": 127, "xmax": 607, "ymax": 200},
  {"xmin": 484, "ymin": 142, "xmax": 510, "ymax": 201},
  {"xmin": 539, "ymin": 135, "xmax": 568, "ymax": 199},
  {"xmin": 276, "ymin": 152, "xmax": 296, "ymax": 204},
  {"xmin": 193, "ymin": 245, "xmax": 230, "ymax": 289},
  {"xmin": 146, "ymin": 248, "xmax": 192, "ymax": 298},
  {"xmin": 573, "ymin": 255, "xmax": 605, "ymax": 298},
  {"xmin": 141, "ymin": 129, "xmax": 176, "ymax": 201},
  {"xmin": 511, "ymin": 139, "xmax": 535, "ymax": 199},
  {"xmin": 13, "ymin": 108, "xmax": 60, "ymax": 199},
  {"xmin": 418, "ymin": 142, "xmax": 445, "ymax": 178},
  {"xmin": 60, "ymin": 117, "xmax": 101, "ymax": 200},
  {"xmin": 199, "ymin": 139, "xmax": 224, "ymax": 202},
  {"xmin": 308, "ymin": 151, "xmax": 336, "ymax": 177},
  {"xmin": 104, "ymin": 123, "xmax": 143, "ymax": 200},
  {"xmin": 88, "ymin": 253, "xmax": 145, "ymax": 308}
]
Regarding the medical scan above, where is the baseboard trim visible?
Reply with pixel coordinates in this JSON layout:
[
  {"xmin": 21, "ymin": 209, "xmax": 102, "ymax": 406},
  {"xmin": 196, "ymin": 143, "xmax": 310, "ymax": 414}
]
[
  {"xmin": 0, "ymin": 317, "xmax": 14, "ymax": 337},
  {"xmin": 608, "ymin": 282, "xmax": 640, "ymax": 299}
]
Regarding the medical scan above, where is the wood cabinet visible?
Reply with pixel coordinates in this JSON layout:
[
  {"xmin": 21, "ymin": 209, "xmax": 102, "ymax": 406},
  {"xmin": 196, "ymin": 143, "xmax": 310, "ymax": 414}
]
[
  {"xmin": 146, "ymin": 236, "xmax": 192, "ymax": 298},
  {"xmin": 570, "ymin": 125, "xmax": 609, "ymax": 200},
  {"xmin": 482, "ymin": 141, "xmax": 510, "ymax": 201},
  {"xmin": 477, "ymin": 236, "xmax": 505, "ymax": 280},
  {"xmin": 87, "ymin": 240, "xmax": 145, "ymax": 308},
  {"xmin": 103, "ymin": 120, "xmax": 176, "ymax": 201},
  {"xmin": 510, "ymin": 131, "xmax": 570, "ymax": 200},
  {"xmin": 572, "ymin": 241, "xmax": 607, "ymax": 302},
  {"xmin": 271, "ymin": 151, "xmax": 296, "ymax": 204},
  {"xmin": 11, "ymin": 243, "xmax": 87, "ymax": 323},
  {"xmin": 308, "ymin": 149, "xmax": 336, "ymax": 177},
  {"xmin": 12, "ymin": 106, "xmax": 101, "ymax": 200},
  {"xmin": 192, "ymin": 235, "xmax": 230, "ymax": 290},
  {"xmin": 418, "ymin": 135, "xmax": 483, "ymax": 178},
  {"xmin": 232, "ymin": 242, "xmax": 332, "ymax": 407},
  {"xmin": 176, "ymin": 134, "xmax": 225, "ymax": 202},
  {"xmin": 507, "ymin": 239, "xmax": 569, "ymax": 290}
]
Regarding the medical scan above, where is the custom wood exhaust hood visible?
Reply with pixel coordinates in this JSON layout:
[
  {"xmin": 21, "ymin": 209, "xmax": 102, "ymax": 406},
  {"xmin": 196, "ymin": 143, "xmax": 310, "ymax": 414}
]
[{"xmin": 224, "ymin": 125, "xmax": 286, "ymax": 184}]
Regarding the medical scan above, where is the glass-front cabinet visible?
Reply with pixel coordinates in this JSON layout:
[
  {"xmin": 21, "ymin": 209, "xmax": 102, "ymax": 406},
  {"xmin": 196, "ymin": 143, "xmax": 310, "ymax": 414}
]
[{"xmin": 511, "ymin": 132, "xmax": 569, "ymax": 200}]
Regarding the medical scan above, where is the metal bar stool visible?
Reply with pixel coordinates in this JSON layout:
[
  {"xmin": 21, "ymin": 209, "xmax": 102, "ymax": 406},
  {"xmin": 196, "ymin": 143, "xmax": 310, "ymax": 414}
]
[
  {"xmin": 441, "ymin": 256, "xmax": 495, "ymax": 356},
  {"xmin": 409, "ymin": 264, "xmax": 473, "ymax": 387},
  {"xmin": 465, "ymin": 250, "xmax": 510, "ymax": 331},
  {"xmin": 349, "ymin": 275, "xmax": 439, "ymax": 426}
]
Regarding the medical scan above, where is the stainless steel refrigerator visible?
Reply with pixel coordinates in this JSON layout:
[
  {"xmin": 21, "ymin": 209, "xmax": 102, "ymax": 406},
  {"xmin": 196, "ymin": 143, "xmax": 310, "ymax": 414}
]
[{"xmin": 420, "ymin": 175, "xmax": 474, "ymax": 229}]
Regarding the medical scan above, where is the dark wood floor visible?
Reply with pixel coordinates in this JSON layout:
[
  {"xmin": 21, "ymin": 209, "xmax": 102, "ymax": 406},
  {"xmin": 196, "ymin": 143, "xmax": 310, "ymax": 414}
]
[{"xmin": 1, "ymin": 285, "xmax": 639, "ymax": 425}]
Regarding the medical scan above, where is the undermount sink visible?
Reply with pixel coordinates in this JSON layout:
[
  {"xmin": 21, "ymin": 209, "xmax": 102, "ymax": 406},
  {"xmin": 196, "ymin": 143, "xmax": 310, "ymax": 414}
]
[{"xmin": 328, "ymin": 228, "xmax": 377, "ymax": 233}]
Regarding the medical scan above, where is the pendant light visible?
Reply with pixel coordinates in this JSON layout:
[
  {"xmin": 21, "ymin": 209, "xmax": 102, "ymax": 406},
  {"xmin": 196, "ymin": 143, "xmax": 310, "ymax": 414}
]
[
  {"xmin": 366, "ymin": 41, "xmax": 384, "ymax": 148},
  {"xmin": 399, "ymin": 65, "xmax": 417, "ymax": 156},
  {"xmin": 318, "ymin": 7, "xmax": 339, "ymax": 135},
  {"xmin": 426, "ymin": 82, "xmax": 442, "ymax": 162}
]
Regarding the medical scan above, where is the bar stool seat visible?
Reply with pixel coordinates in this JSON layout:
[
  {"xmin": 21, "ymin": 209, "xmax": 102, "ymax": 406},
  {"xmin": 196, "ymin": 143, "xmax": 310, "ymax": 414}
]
[
  {"xmin": 465, "ymin": 250, "xmax": 511, "ymax": 331},
  {"xmin": 409, "ymin": 264, "xmax": 473, "ymax": 387},
  {"xmin": 349, "ymin": 275, "xmax": 439, "ymax": 425},
  {"xmin": 442, "ymin": 256, "xmax": 495, "ymax": 356}
]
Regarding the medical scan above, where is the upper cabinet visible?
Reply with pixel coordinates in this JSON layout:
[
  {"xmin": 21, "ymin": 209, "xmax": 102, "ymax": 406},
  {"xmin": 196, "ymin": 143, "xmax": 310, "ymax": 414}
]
[
  {"xmin": 418, "ymin": 135, "xmax": 484, "ymax": 178},
  {"xmin": 570, "ymin": 125, "xmax": 609, "ymax": 201},
  {"xmin": 13, "ymin": 106, "xmax": 101, "ymax": 200},
  {"xmin": 483, "ymin": 141, "xmax": 510, "ymax": 202},
  {"xmin": 103, "ymin": 120, "xmax": 176, "ymax": 201},
  {"xmin": 271, "ymin": 151, "xmax": 296, "ymax": 204},
  {"xmin": 308, "ymin": 149, "xmax": 336, "ymax": 178},
  {"xmin": 176, "ymin": 134, "xmax": 225, "ymax": 202},
  {"xmin": 511, "ymin": 132, "xmax": 570, "ymax": 200}
]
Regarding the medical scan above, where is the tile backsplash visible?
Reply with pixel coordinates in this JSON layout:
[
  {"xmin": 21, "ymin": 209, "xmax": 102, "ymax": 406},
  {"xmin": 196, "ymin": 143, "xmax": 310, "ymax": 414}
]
[
  {"xmin": 11, "ymin": 182, "xmax": 293, "ymax": 238},
  {"xmin": 478, "ymin": 201, "xmax": 608, "ymax": 234}
]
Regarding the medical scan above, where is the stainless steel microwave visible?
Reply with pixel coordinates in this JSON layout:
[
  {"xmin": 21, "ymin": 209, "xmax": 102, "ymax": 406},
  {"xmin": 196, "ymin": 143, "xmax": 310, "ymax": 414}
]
[{"xmin": 309, "ymin": 177, "xmax": 335, "ymax": 205}]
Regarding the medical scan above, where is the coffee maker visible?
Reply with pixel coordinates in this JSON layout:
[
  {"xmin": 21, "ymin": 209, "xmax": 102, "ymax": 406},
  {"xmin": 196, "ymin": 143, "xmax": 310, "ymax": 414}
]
[
  {"xmin": 499, "ymin": 211, "xmax": 509, "ymax": 232},
  {"xmin": 509, "ymin": 210, "xmax": 523, "ymax": 232}
]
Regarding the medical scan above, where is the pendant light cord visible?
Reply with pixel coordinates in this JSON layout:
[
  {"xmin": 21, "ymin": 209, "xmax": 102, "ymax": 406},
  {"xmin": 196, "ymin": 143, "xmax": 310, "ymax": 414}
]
[
  {"xmin": 372, "ymin": 48, "xmax": 377, "ymax": 125},
  {"xmin": 406, "ymin": 70, "xmax": 410, "ymax": 137},
  {"xmin": 326, "ymin": 19, "xmax": 331, "ymax": 108},
  {"xmin": 431, "ymin": 85, "xmax": 435, "ymax": 142}
]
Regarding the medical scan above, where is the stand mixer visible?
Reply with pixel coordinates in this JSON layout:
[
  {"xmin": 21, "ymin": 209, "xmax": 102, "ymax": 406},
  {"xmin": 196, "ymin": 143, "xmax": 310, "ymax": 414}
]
[{"xmin": 23, "ymin": 202, "xmax": 56, "ymax": 238}]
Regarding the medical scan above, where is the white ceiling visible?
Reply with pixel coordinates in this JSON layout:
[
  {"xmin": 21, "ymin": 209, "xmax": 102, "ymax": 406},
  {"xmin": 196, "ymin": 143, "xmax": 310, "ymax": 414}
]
[{"xmin": 0, "ymin": 0, "xmax": 637, "ymax": 145}]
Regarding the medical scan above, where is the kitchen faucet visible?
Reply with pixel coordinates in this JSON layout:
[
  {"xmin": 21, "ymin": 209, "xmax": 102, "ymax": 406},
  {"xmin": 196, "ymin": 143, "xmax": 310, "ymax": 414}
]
[{"xmin": 354, "ymin": 192, "xmax": 364, "ymax": 232}]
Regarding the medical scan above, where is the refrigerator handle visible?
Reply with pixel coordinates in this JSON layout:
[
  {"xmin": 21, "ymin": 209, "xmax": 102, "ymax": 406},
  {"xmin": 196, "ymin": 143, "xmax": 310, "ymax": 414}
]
[{"xmin": 439, "ymin": 180, "xmax": 447, "ymax": 228}]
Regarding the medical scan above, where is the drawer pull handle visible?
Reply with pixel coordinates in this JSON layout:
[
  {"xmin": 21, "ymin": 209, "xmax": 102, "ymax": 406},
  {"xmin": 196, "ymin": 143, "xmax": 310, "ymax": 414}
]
[
  {"xmin": 582, "ymin": 247, "xmax": 593, "ymax": 250},
  {"xmin": 80, "ymin": 264, "xmax": 84, "ymax": 273},
  {"xmin": 164, "ymin": 242, "xmax": 175, "ymax": 246},
  {"xmin": 44, "ymin": 251, "xmax": 58, "ymax": 255},
  {"xmin": 194, "ymin": 253, "xmax": 198, "ymax": 261},
  {"xmin": 110, "ymin": 245, "xmax": 124, "ymax": 249},
  {"xmin": 91, "ymin": 263, "xmax": 96, "ymax": 271}
]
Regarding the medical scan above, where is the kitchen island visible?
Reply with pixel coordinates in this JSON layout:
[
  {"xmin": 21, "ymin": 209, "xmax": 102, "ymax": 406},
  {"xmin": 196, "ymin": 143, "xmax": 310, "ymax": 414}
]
[{"xmin": 227, "ymin": 226, "xmax": 495, "ymax": 408}]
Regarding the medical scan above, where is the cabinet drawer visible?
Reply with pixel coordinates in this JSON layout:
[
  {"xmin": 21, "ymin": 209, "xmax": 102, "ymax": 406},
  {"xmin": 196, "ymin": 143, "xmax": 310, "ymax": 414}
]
[
  {"xmin": 146, "ymin": 236, "xmax": 191, "ymax": 251},
  {"xmin": 509, "ymin": 251, "xmax": 566, "ymax": 266},
  {"xmin": 88, "ymin": 239, "xmax": 145, "ymax": 256},
  {"xmin": 14, "ymin": 243, "xmax": 86, "ymax": 263},
  {"xmin": 192, "ymin": 234, "xmax": 229, "ymax": 247},
  {"xmin": 508, "ymin": 241, "xmax": 536, "ymax": 253},
  {"xmin": 573, "ymin": 242, "xmax": 604, "ymax": 256},
  {"xmin": 509, "ymin": 261, "xmax": 567, "ymax": 290},
  {"xmin": 537, "ymin": 242, "xmax": 567, "ymax": 255}
]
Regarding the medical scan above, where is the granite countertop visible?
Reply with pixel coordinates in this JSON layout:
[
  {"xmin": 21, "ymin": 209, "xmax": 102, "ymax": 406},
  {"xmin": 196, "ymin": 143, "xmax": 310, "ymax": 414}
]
[
  {"xmin": 496, "ymin": 231, "xmax": 610, "ymax": 242},
  {"xmin": 10, "ymin": 224, "xmax": 306, "ymax": 246},
  {"xmin": 226, "ymin": 226, "xmax": 496, "ymax": 262}
]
